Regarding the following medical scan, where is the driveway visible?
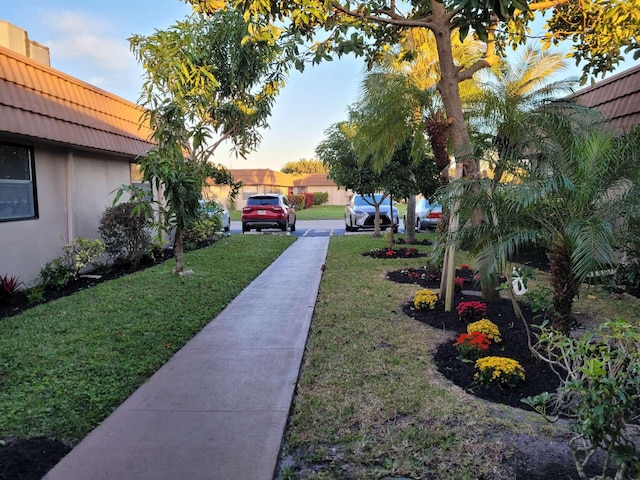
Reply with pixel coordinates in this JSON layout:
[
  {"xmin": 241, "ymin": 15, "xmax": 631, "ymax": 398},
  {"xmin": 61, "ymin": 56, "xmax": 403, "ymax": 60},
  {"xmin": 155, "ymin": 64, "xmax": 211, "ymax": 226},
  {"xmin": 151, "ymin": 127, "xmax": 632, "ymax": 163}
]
[{"xmin": 230, "ymin": 220, "xmax": 412, "ymax": 237}]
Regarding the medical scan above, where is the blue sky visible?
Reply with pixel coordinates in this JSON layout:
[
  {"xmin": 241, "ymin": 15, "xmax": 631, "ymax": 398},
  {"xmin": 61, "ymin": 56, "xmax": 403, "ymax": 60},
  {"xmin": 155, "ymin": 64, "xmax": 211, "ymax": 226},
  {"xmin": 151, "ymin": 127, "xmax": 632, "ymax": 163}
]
[{"xmin": 2, "ymin": 2, "xmax": 635, "ymax": 171}]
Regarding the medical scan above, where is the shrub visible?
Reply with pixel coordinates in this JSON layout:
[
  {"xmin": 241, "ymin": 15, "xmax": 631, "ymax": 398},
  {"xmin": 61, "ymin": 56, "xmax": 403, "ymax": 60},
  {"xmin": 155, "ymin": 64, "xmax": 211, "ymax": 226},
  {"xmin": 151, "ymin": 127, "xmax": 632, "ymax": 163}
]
[
  {"xmin": 413, "ymin": 289, "xmax": 438, "ymax": 310},
  {"xmin": 313, "ymin": 192, "xmax": 329, "ymax": 205},
  {"xmin": 474, "ymin": 356, "xmax": 525, "ymax": 387},
  {"xmin": 183, "ymin": 215, "xmax": 220, "ymax": 247},
  {"xmin": 287, "ymin": 194, "xmax": 306, "ymax": 210},
  {"xmin": 63, "ymin": 237, "xmax": 105, "ymax": 276},
  {"xmin": 456, "ymin": 301, "xmax": 487, "ymax": 322},
  {"xmin": 523, "ymin": 319, "xmax": 640, "ymax": 480},
  {"xmin": 467, "ymin": 319, "xmax": 502, "ymax": 343},
  {"xmin": 453, "ymin": 332, "xmax": 491, "ymax": 361},
  {"xmin": 0, "ymin": 274, "xmax": 22, "ymax": 306},
  {"xmin": 99, "ymin": 202, "xmax": 153, "ymax": 266},
  {"xmin": 303, "ymin": 193, "xmax": 314, "ymax": 208},
  {"xmin": 39, "ymin": 258, "xmax": 75, "ymax": 291},
  {"xmin": 454, "ymin": 277, "xmax": 464, "ymax": 292}
]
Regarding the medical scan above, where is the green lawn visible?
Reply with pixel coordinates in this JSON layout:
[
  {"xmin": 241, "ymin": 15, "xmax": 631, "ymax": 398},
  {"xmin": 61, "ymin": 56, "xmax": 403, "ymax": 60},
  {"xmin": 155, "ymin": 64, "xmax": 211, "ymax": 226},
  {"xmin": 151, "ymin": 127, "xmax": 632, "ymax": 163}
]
[
  {"xmin": 4, "ymin": 232, "xmax": 636, "ymax": 477},
  {"xmin": 0, "ymin": 235, "xmax": 295, "ymax": 441}
]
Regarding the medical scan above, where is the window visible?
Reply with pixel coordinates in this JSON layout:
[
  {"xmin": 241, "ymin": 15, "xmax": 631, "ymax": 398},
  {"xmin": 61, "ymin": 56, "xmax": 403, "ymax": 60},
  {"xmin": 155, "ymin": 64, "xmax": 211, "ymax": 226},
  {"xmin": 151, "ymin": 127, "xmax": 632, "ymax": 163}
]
[
  {"xmin": 130, "ymin": 163, "xmax": 152, "ymax": 201},
  {"xmin": 0, "ymin": 143, "xmax": 38, "ymax": 221}
]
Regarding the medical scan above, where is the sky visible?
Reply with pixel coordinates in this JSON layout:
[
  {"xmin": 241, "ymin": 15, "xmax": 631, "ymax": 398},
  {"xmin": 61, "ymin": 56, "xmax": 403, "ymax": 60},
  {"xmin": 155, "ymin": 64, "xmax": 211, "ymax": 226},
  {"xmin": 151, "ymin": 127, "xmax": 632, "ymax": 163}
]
[{"xmin": 2, "ymin": 1, "xmax": 636, "ymax": 171}]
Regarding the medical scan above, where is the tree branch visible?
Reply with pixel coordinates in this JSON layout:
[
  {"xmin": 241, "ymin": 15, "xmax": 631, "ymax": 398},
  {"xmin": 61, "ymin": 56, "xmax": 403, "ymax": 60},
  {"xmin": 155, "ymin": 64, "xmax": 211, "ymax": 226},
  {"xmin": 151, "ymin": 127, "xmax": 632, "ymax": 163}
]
[{"xmin": 331, "ymin": 1, "xmax": 435, "ymax": 29}]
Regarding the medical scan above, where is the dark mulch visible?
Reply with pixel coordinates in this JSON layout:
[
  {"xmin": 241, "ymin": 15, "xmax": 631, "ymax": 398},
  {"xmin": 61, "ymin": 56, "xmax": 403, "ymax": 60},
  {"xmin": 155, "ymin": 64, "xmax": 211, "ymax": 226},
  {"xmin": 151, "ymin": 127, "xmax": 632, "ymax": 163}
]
[
  {"xmin": 361, "ymin": 247, "xmax": 428, "ymax": 259},
  {"xmin": 389, "ymin": 266, "xmax": 624, "ymax": 480},
  {"xmin": 0, "ymin": 438, "xmax": 72, "ymax": 480},
  {"xmin": 402, "ymin": 294, "xmax": 561, "ymax": 410}
]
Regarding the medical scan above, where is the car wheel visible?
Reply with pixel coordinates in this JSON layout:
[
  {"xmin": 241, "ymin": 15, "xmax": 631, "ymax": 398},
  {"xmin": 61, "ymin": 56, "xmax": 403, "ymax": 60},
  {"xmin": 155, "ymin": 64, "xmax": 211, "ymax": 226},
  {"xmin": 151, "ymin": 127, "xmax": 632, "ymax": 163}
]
[
  {"xmin": 349, "ymin": 217, "xmax": 358, "ymax": 232},
  {"xmin": 281, "ymin": 221, "xmax": 288, "ymax": 232},
  {"xmin": 256, "ymin": 228, "xmax": 262, "ymax": 232},
  {"xmin": 415, "ymin": 217, "xmax": 421, "ymax": 232},
  {"xmin": 224, "ymin": 224, "xmax": 230, "ymax": 232},
  {"xmin": 242, "ymin": 222, "xmax": 249, "ymax": 233}
]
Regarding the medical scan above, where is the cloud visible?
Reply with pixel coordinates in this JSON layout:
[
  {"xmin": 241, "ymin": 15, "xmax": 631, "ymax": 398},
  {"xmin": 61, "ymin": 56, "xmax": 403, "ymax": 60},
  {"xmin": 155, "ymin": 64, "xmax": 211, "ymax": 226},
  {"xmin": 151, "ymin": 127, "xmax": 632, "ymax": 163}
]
[{"xmin": 44, "ymin": 10, "xmax": 136, "ymax": 71}]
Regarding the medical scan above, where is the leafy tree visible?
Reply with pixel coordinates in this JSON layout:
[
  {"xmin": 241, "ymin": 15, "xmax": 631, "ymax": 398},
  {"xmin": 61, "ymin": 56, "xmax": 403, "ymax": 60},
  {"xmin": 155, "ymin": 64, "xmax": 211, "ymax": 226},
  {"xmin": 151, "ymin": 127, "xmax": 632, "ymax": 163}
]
[
  {"xmin": 317, "ymin": 118, "xmax": 438, "ymax": 237},
  {"xmin": 281, "ymin": 158, "xmax": 328, "ymax": 174},
  {"xmin": 126, "ymin": 10, "xmax": 289, "ymax": 273},
  {"xmin": 187, "ymin": 0, "xmax": 639, "ymax": 305}
]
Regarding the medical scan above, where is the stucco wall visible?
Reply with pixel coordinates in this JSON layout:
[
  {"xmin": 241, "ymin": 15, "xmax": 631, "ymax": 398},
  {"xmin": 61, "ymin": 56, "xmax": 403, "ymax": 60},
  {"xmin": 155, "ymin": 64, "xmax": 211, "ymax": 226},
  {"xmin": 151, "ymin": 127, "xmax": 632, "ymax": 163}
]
[{"xmin": 0, "ymin": 142, "xmax": 132, "ymax": 285}]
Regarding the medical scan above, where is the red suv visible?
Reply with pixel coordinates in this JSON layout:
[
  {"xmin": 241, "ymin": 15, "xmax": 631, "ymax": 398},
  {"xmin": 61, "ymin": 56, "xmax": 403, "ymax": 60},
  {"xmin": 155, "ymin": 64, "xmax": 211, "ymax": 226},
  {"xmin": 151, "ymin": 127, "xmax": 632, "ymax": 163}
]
[{"xmin": 242, "ymin": 194, "xmax": 297, "ymax": 233}]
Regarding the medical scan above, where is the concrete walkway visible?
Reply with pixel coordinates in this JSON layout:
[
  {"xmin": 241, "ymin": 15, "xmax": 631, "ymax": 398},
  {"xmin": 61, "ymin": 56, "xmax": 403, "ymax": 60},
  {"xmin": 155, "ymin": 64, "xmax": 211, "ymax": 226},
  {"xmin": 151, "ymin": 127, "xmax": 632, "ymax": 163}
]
[{"xmin": 44, "ymin": 236, "xmax": 329, "ymax": 480}]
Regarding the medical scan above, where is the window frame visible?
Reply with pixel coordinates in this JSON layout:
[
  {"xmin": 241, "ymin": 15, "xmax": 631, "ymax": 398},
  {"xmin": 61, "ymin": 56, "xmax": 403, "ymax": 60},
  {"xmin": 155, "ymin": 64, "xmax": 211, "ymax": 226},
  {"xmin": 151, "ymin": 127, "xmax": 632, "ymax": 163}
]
[{"xmin": 0, "ymin": 142, "xmax": 39, "ymax": 222}]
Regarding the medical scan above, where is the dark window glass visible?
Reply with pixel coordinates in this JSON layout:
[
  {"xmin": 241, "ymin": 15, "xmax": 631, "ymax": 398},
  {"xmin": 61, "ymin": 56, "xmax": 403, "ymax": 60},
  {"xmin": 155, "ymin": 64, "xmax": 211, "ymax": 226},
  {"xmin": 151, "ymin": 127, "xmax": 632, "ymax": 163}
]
[{"xmin": 0, "ymin": 143, "xmax": 38, "ymax": 221}]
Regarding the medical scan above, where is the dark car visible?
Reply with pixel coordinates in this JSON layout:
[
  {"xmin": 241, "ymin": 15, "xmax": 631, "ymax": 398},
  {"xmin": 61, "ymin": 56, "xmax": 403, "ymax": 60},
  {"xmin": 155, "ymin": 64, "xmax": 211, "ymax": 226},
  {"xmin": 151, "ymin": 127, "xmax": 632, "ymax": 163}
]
[{"xmin": 242, "ymin": 194, "xmax": 296, "ymax": 233}]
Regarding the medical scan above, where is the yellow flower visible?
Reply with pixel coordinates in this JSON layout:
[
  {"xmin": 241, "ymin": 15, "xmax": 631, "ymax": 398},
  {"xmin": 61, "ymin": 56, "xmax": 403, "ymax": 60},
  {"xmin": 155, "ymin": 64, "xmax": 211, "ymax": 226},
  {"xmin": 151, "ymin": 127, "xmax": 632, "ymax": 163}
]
[
  {"xmin": 474, "ymin": 356, "xmax": 525, "ymax": 387},
  {"xmin": 467, "ymin": 319, "xmax": 502, "ymax": 343},
  {"xmin": 413, "ymin": 289, "xmax": 438, "ymax": 310}
]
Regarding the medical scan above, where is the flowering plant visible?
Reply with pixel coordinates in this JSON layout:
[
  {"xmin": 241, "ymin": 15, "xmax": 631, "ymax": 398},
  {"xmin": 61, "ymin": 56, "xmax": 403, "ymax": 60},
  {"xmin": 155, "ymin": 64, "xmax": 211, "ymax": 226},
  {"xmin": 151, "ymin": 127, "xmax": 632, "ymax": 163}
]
[
  {"xmin": 456, "ymin": 301, "xmax": 487, "ymax": 322},
  {"xmin": 413, "ymin": 289, "xmax": 438, "ymax": 310},
  {"xmin": 467, "ymin": 319, "xmax": 502, "ymax": 343},
  {"xmin": 386, "ymin": 249, "xmax": 396, "ymax": 257},
  {"xmin": 474, "ymin": 356, "xmax": 525, "ymax": 387},
  {"xmin": 453, "ymin": 331, "xmax": 491, "ymax": 361},
  {"xmin": 454, "ymin": 277, "xmax": 465, "ymax": 292},
  {"xmin": 408, "ymin": 271, "xmax": 421, "ymax": 280},
  {"xmin": 459, "ymin": 264, "xmax": 473, "ymax": 271}
]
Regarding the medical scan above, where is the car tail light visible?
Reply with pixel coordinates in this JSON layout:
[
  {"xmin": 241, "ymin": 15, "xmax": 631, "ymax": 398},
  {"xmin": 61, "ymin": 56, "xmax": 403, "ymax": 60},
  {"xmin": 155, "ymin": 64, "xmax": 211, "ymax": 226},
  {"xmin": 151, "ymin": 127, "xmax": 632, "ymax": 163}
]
[{"xmin": 427, "ymin": 212, "xmax": 441, "ymax": 219}]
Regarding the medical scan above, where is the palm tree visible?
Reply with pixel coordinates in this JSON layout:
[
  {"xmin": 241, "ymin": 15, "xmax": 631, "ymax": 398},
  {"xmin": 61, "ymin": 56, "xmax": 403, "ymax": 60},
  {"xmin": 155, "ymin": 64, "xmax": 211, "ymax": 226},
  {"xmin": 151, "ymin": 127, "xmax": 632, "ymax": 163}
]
[
  {"xmin": 468, "ymin": 45, "xmax": 576, "ymax": 189},
  {"xmin": 352, "ymin": 28, "xmax": 483, "ymax": 243},
  {"xmin": 454, "ymin": 103, "xmax": 640, "ymax": 334},
  {"xmin": 452, "ymin": 46, "xmax": 577, "ymax": 301}
]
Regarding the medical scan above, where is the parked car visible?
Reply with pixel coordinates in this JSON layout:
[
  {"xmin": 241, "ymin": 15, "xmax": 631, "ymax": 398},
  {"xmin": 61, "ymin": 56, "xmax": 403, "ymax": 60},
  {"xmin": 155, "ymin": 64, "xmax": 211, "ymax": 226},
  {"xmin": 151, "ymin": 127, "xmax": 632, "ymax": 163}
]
[
  {"xmin": 199, "ymin": 199, "xmax": 230, "ymax": 232},
  {"xmin": 241, "ymin": 194, "xmax": 296, "ymax": 233},
  {"xmin": 345, "ymin": 194, "xmax": 399, "ymax": 232},
  {"xmin": 404, "ymin": 198, "xmax": 442, "ymax": 231}
]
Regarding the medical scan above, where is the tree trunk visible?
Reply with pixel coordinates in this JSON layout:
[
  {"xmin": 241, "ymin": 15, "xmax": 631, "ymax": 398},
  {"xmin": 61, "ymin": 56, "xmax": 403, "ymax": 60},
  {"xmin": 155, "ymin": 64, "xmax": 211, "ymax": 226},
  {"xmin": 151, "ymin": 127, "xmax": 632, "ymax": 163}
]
[
  {"xmin": 406, "ymin": 195, "xmax": 416, "ymax": 243},
  {"xmin": 374, "ymin": 205, "xmax": 381, "ymax": 237},
  {"xmin": 431, "ymin": 0, "xmax": 479, "ymax": 311},
  {"xmin": 548, "ymin": 245, "xmax": 579, "ymax": 335},
  {"xmin": 173, "ymin": 228, "xmax": 186, "ymax": 274}
]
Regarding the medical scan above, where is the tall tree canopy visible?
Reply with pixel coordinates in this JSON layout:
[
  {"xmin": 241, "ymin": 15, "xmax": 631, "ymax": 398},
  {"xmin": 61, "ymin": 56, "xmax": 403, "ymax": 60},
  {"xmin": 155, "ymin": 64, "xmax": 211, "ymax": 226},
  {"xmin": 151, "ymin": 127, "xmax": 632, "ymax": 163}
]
[
  {"xmin": 186, "ymin": 0, "xmax": 638, "ymax": 305},
  {"xmin": 281, "ymin": 158, "xmax": 328, "ymax": 174},
  {"xmin": 129, "ymin": 9, "xmax": 291, "ymax": 272}
]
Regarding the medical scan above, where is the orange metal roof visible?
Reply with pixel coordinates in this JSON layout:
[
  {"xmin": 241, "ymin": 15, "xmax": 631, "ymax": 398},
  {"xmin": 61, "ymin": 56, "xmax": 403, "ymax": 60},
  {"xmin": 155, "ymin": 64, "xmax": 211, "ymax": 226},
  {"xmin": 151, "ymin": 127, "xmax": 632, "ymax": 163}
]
[
  {"xmin": 293, "ymin": 173, "xmax": 335, "ymax": 186},
  {"xmin": 0, "ymin": 45, "xmax": 154, "ymax": 157},
  {"xmin": 570, "ymin": 64, "xmax": 640, "ymax": 134},
  {"xmin": 228, "ymin": 169, "xmax": 296, "ymax": 187}
]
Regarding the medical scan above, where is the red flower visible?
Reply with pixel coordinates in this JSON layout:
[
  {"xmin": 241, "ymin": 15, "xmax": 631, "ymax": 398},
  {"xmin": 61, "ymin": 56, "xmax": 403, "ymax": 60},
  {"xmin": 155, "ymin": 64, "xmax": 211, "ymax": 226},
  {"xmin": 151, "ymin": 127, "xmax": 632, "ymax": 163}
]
[
  {"xmin": 456, "ymin": 301, "xmax": 487, "ymax": 321},
  {"xmin": 386, "ymin": 250, "xmax": 395, "ymax": 257}
]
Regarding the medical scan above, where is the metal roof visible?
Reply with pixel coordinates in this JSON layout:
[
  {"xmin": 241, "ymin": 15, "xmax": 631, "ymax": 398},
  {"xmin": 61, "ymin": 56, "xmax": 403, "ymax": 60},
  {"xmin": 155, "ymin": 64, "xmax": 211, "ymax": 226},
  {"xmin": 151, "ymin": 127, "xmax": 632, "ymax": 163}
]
[
  {"xmin": 0, "ymin": 45, "xmax": 154, "ymax": 157},
  {"xmin": 570, "ymin": 64, "xmax": 640, "ymax": 134}
]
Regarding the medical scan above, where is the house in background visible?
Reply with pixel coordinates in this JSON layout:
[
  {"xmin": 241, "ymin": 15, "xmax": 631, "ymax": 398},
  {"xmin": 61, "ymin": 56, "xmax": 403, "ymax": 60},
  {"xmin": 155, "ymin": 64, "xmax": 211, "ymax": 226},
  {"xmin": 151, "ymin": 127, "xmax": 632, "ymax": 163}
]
[
  {"xmin": 0, "ymin": 21, "xmax": 154, "ymax": 285},
  {"xmin": 205, "ymin": 169, "xmax": 352, "ymax": 209},
  {"xmin": 570, "ymin": 64, "xmax": 640, "ymax": 133}
]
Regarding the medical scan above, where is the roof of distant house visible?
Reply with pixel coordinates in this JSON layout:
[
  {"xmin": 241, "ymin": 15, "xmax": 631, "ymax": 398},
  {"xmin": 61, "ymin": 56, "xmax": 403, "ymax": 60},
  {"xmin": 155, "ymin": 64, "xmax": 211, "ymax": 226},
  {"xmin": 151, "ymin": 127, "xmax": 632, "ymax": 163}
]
[
  {"xmin": 293, "ymin": 173, "xmax": 334, "ymax": 186},
  {"xmin": 228, "ymin": 169, "xmax": 296, "ymax": 187},
  {"xmin": 0, "ymin": 45, "xmax": 154, "ymax": 157},
  {"xmin": 569, "ymin": 64, "xmax": 640, "ymax": 134}
]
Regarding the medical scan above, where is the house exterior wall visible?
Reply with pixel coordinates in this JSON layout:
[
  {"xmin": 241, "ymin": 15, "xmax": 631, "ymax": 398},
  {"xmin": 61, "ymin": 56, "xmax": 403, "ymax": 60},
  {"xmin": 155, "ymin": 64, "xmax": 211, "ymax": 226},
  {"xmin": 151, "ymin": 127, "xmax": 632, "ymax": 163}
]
[{"xmin": 0, "ymin": 139, "xmax": 132, "ymax": 285}]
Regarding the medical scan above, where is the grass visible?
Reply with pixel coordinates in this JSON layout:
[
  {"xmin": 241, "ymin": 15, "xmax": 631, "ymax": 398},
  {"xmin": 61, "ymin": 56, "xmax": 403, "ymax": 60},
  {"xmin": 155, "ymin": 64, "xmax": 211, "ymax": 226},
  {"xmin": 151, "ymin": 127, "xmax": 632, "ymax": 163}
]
[
  {"xmin": 4, "ymin": 231, "xmax": 638, "ymax": 475},
  {"xmin": 231, "ymin": 203, "xmax": 408, "ymax": 221},
  {"xmin": 0, "ymin": 235, "xmax": 295, "ymax": 442},
  {"xmin": 279, "ymin": 235, "xmax": 640, "ymax": 478}
]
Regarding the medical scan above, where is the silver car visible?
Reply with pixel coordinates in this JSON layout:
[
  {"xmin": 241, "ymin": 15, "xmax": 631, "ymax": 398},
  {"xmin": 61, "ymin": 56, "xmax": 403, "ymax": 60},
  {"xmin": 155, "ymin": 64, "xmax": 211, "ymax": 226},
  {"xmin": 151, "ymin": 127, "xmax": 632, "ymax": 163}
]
[
  {"xmin": 404, "ymin": 198, "xmax": 442, "ymax": 231},
  {"xmin": 345, "ymin": 194, "xmax": 399, "ymax": 232},
  {"xmin": 200, "ymin": 199, "xmax": 230, "ymax": 232}
]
